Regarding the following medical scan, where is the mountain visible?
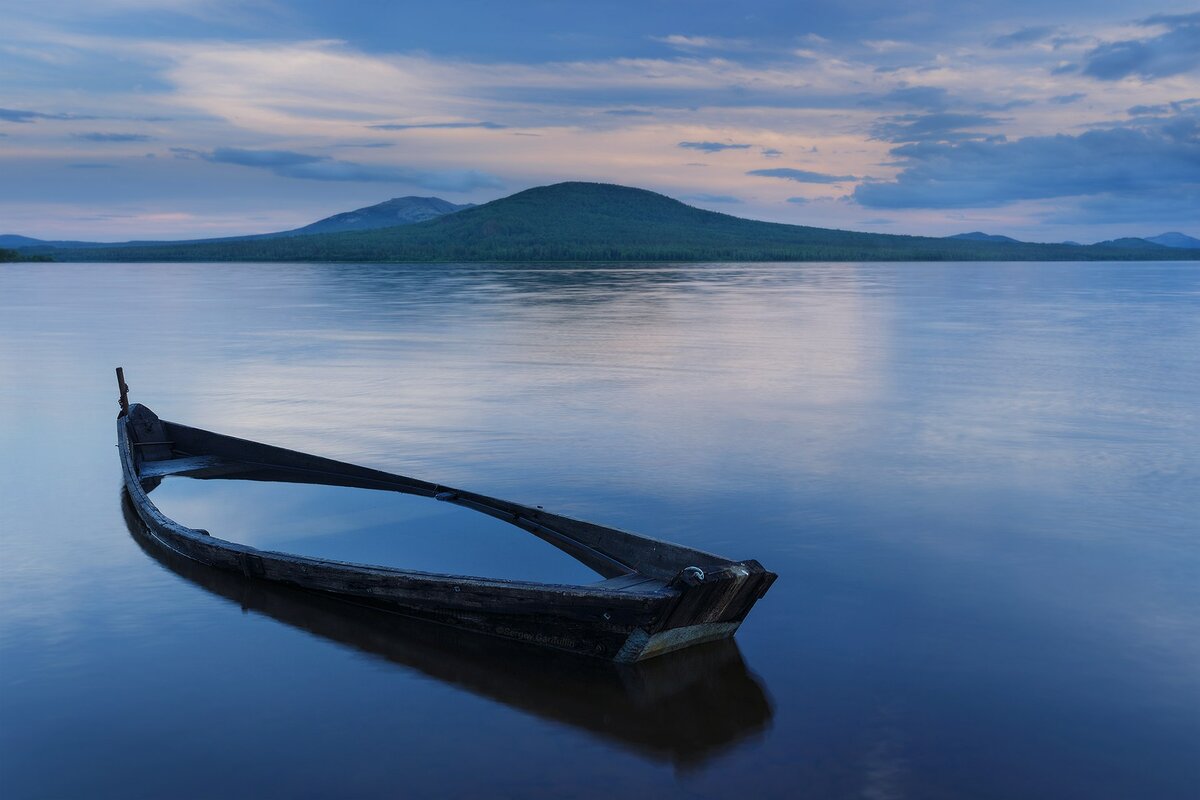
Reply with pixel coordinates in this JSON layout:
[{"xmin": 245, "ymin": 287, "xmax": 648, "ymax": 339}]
[
  {"xmin": 0, "ymin": 235, "xmax": 47, "ymax": 248},
  {"xmin": 1146, "ymin": 232, "xmax": 1200, "ymax": 249},
  {"xmin": 282, "ymin": 196, "xmax": 472, "ymax": 235},
  {"xmin": 0, "ymin": 234, "xmax": 112, "ymax": 250},
  {"xmin": 947, "ymin": 232, "xmax": 1022, "ymax": 243},
  {"xmin": 1092, "ymin": 237, "xmax": 1167, "ymax": 249},
  {"xmin": 40, "ymin": 182, "xmax": 1200, "ymax": 263},
  {"xmin": 0, "ymin": 196, "xmax": 469, "ymax": 252}
]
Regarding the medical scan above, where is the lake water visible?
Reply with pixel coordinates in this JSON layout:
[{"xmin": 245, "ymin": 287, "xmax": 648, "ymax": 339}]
[{"xmin": 1, "ymin": 261, "xmax": 1197, "ymax": 799}]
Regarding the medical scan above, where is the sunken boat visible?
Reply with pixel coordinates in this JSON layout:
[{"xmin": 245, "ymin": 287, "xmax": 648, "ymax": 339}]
[{"xmin": 115, "ymin": 368, "xmax": 776, "ymax": 661}]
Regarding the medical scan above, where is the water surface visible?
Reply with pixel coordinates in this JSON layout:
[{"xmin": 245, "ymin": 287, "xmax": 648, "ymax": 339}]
[{"xmin": 1, "ymin": 261, "xmax": 1197, "ymax": 799}]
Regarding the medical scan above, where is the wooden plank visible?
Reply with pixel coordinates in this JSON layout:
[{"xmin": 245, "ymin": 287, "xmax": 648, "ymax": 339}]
[
  {"xmin": 138, "ymin": 455, "xmax": 239, "ymax": 478},
  {"xmin": 126, "ymin": 404, "xmax": 173, "ymax": 461},
  {"xmin": 592, "ymin": 574, "xmax": 669, "ymax": 593}
]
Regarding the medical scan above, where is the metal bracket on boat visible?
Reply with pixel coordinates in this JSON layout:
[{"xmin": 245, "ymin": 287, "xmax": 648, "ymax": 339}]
[{"xmin": 671, "ymin": 566, "xmax": 706, "ymax": 587}]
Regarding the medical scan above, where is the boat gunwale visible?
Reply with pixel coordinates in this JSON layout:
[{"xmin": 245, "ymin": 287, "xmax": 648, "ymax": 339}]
[{"xmin": 118, "ymin": 410, "xmax": 681, "ymax": 601}]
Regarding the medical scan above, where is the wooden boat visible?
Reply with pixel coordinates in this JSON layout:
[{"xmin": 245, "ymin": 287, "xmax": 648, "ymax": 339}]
[
  {"xmin": 115, "ymin": 368, "xmax": 776, "ymax": 662},
  {"xmin": 121, "ymin": 493, "xmax": 773, "ymax": 767}
]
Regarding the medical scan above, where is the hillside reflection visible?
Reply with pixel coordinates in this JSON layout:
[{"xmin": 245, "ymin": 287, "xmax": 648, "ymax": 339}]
[{"xmin": 122, "ymin": 492, "xmax": 773, "ymax": 769}]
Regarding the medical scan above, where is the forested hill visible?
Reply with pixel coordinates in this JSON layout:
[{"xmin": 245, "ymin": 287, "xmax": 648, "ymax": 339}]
[{"xmin": 50, "ymin": 182, "xmax": 1200, "ymax": 263}]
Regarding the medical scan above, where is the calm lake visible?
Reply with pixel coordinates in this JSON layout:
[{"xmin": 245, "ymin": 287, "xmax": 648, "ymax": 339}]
[{"xmin": 1, "ymin": 261, "xmax": 1197, "ymax": 799}]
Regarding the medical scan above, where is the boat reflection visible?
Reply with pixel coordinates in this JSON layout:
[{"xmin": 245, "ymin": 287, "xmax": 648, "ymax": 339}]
[{"xmin": 121, "ymin": 491, "xmax": 773, "ymax": 768}]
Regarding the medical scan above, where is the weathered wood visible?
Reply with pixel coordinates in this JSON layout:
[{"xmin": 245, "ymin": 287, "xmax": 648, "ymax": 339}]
[
  {"xmin": 117, "ymin": 399, "xmax": 776, "ymax": 661},
  {"xmin": 115, "ymin": 367, "xmax": 129, "ymax": 416},
  {"xmin": 138, "ymin": 455, "xmax": 242, "ymax": 478}
]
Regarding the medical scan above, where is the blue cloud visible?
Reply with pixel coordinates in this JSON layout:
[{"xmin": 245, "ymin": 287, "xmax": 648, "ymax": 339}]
[
  {"xmin": 785, "ymin": 197, "xmax": 809, "ymax": 204},
  {"xmin": 853, "ymin": 111, "xmax": 1200, "ymax": 212},
  {"xmin": 200, "ymin": 147, "xmax": 503, "ymax": 190},
  {"xmin": 0, "ymin": 108, "xmax": 44, "ymax": 123},
  {"xmin": 1082, "ymin": 12, "xmax": 1200, "ymax": 80},
  {"xmin": 681, "ymin": 193, "xmax": 742, "ymax": 203},
  {"xmin": 1049, "ymin": 93, "xmax": 1086, "ymax": 105},
  {"xmin": 368, "ymin": 121, "xmax": 506, "ymax": 130},
  {"xmin": 761, "ymin": 148, "xmax": 783, "ymax": 158},
  {"xmin": 871, "ymin": 112, "xmax": 1003, "ymax": 143},
  {"xmin": 1043, "ymin": 185, "xmax": 1200, "ymax": 224},
  {"xmin": 0, "ymin": 107, "xmax": 93, "ymax": 123},
  {"xmin": 73, "ymin": 132, "xmax": 153, "ymax": 142},
  {"xmin": 868, "ymin": 86, "xmax": 950, "ymax": 110},
  {"xmin": 989, "ymin": 26, "xmax": 1059, "ymax": 48},
  {"xmin": 604, "ymin": 109, "xmax": 653, "ymax": 116},
  {"xmin": 1128, "ymin": 98, "xmax": 1198, "ymax": 116},
  {"xmin": 678, "ymin": 141, "xmax": 752, "ymax": 152},
  {"xmin": 748, "ymin": 168, "xmax": 857, "ymax": 183},
  {"xmin": 206, "ymin": 148, "xmax": 321, "ymax": 168}
]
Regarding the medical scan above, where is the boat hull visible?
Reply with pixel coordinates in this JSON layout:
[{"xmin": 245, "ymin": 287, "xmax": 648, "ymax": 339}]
[{"xmin": 118, "ymin": 403, "xmax": 775, "ymax": 661}]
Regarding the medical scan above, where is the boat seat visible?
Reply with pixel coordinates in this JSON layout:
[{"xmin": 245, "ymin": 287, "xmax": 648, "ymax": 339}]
[{"xmin": 138, "ymin": 455, "xmax": 245, "ymax": 479}]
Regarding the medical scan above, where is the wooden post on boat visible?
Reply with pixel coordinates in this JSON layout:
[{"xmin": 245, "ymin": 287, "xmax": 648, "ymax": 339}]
[{"xmin": 116, "ymin": 367, "xmax": 129, "ymax": 416}]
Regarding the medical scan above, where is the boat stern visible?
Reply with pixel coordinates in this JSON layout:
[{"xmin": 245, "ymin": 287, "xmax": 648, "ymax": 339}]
[{"xmin": 616, "ymin": 560, "xmax": 776, "ymax": 662}]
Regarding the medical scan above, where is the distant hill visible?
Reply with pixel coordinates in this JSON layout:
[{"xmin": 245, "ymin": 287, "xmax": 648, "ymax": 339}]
[
  {"xmin": 1146, "ymin": 232, "xmax": 1200, "ymax": 249},
  {"xmin": 282, "ymin": 196, "xmax": 472, "ymax": 235},
  {"xmin": 1093, "ymin": 237, "xmax": 1168, "ymax": 250},
  {"xmin": 0, "ymin": 196, "xmax": 469, "ymax": 253},
  {"xmin": 947, "ymin": 232, "xmax": 1021, "ymax": 243},
  {"xmin": 935, "ymin": 230, "xmax": 1200, "ymax": 250},
  {"xmin": 0, "ymin": 234, "xmax": 108, "ymax": 250},
  {"xmin": 39, "ymin": 182, "xmax": 1200, "ymax": 263}
]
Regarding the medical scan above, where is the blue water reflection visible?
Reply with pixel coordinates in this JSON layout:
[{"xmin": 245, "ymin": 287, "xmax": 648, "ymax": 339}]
[{"xmin": 1, "ymin": 261, "xmax": 1197, "ymax": 798}]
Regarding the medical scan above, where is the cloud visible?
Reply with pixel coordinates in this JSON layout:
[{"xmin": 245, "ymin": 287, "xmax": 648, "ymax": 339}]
[
  {"xmin": 1049, "ymin": 93, "xmax": 1086, "ymax": 105},
  {"xmin": 651, "ymin": 34, "xmax": 749, "ymax": 51},
  {"xmin": 677, "ymin": 141, "xmax": 753, "ymax": 152},
  {"xmin": 205, "ymin": 147, "xmax": 320, "ymax": 168},
  {"xmin": 1128, "ymin": 99, "xmax": 1198, "ymax": 116},
  {"xmin": 681, "ymin": 193, "xmax": 741, "ymax": 204},
  {"xmin": 603, "ymin": 109, "xmax": 653, "ymax": 116},
  {"xmin": 1082, "ymin": 12, "xmax": 1200, "ymax": 80},
  {"xmin": 871, "ymin": 112, "xmax": 1003, "ymax": 143},
  {"xmin": 0, "ymin": 107, "xmax": 93, "ymax": 123},
  {"xmin": 1043, "ymin": 185, "xmax": 1200, "ymax": 224},
  {"xmin": 761, "ymin": 148, "xmax": 783, "ymax": 158},
  {"xmin": 989, "ymin": 26, "xmax": 1059, "ymax": 49},
  {"xmin": 748, "ymin": 168, "xmax": 857, "ymax": 183},
  {"xmin": 73, "ymin": 132, "xmax": 153, "ymax": 142},
  {"xmin": 869, "ymin": 86, "xmax": 950, "ymax": 110},
  {"xmin": 853, "ymin": 111, "xmax": 1200, "ymax": 211},
  {"xmin": 199, "ymin": 147, "xmax": 503, "ymax": 190},
  {"xmin": 785, "ymin": 196, "xmax": 809, "ymax": 204},
  {"xmin": 0, "ymin": 108, "xmax": 44, "ymax": 123},
  {"xmin": 67, "ymin": 163, "xmax": 116, "ymax": 169},
  {"xmin": 368, "ymin": 121, "xmax": 507, "ymax": 130}
]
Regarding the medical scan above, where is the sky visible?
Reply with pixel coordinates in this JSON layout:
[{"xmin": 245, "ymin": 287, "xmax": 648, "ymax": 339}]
[{"xmin": 1, "ymin": 0, "xmax": 1198, "ymax": 242}]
